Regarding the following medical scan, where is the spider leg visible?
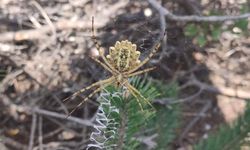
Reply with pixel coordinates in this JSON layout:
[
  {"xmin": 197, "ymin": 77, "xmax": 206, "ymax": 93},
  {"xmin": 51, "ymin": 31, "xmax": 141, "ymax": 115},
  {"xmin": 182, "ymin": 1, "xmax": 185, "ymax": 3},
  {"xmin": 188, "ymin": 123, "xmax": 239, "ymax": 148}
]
[
  {"xmin": 125, "ymin": 32, "xmax": 166, "ymax": 74},
  {"xmin": 91, "ymin": 17, "xmax": 119, "ymax": 74},
  {"xmin": 63, "ymin": 76, "xmax": 115, "ymax": 103},
  {"xmin": 126, "ymin": 45, "xmax": 160, "ymax": 74},
  {"xmin": 67, "ymin": 86, "xmax": 103, "ymax": 117},
  {"xmin": 124, "ymin": 83, "xmax": 144, "ymax": 112},
  {"xmin": 90, "ymin": 56, "xmax": 115, "ymax": 74},
  {"xmin": 125, "ymin": 67, "xmax": 156, "ymax": 77},
  {"xmin": 125, "ymin": 82, "xmax": 155, "ymax": 109}
]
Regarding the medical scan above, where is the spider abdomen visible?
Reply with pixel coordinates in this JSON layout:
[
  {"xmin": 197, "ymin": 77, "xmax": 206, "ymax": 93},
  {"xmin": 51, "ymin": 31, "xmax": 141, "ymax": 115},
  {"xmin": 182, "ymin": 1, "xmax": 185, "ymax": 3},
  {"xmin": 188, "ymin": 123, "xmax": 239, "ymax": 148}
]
[{"xmin": 106, "ymin": 40, "xmax": 141, "ymax": 72}]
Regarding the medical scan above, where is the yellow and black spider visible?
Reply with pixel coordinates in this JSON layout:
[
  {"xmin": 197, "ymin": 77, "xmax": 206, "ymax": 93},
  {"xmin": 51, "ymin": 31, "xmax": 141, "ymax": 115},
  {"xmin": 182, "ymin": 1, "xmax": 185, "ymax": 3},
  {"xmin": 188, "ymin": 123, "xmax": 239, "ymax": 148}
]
[{"xmin": 64, "ymin": 17, "xmax": 165, "ymax": 115}]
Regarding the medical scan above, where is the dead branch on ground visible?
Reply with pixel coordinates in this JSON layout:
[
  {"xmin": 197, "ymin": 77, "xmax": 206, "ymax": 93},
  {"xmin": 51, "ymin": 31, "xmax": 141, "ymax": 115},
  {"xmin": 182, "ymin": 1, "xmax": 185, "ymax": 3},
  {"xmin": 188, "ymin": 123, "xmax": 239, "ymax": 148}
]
[{"xmin": 148, "ymin": 0, "xmax": 250, "ymax": 22}]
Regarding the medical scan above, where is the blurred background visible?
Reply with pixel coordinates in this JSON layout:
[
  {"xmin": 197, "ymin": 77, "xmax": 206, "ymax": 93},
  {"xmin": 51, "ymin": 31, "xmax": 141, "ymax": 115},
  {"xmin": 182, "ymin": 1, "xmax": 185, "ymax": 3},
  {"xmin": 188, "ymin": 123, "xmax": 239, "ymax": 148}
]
[{"xmin": 0, "ymin": 0, "xmax": 250, "ymax": 149}]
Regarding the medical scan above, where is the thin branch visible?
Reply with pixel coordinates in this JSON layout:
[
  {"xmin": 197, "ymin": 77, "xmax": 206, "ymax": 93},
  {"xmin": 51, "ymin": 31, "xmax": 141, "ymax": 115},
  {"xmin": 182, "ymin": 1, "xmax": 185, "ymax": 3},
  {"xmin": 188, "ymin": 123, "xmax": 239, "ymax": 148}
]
[
  {"xmin": 153, "ymin": 88, "xmax": 203, "ymax": 106},
  {"xmin": 179, "ymin": 101, "xmax": 212, "ymax": 143},
  {"xmin": 0, "ymin": 19, "xmax": 95, "ymax": 42},
  {"xmin": 0, "ymin": 0, "xmax": 128, "ymax": 42},
  {"xmin": 0, "ymin": 69, "xmax": 23, "ymax": 93},
  {"xmin": 28, "ymin": 113, "xmax": 37, "ymax": 150},
  {"xmin": 117, "ymin": 109, "xmax": 127, "ymax": 150},
  {"xmin": 30, "ymin": 0, "xmax": 57, "ymax": 55},
  {"xmin": 32, "ymin": 107, "xmax": 94, "ymax": 126},
  {"xmin": 30, "ymin": 0, "xmax": 56, "ymax": 41},
  {"xmin": 23, "ymin": 68, "xmax": 69, "ymax": 114},
  {"xmin": 190, "ymin": 77, "xmax": 250, "ymax": 99},
  {"xmin": 156, "ymin": 0, "xmax": 167, "ymax": 59},
  {"xmin": 2, "ymin": 136, "xmax": 28, "ymax": 150},
  {"xmin": 148, "ymin": 0, "xmax": 250, "ymax": 22},
  {"xmin": 38, "ymin": 116, "xmax": 43, "ymax": 150},
  {"xmin": 1, "ymin": 95, "xmax": 94, "ymax": 127},
  {"xmin": 42, "ymin": 128, "xmax": 62, "ymax": 140}
]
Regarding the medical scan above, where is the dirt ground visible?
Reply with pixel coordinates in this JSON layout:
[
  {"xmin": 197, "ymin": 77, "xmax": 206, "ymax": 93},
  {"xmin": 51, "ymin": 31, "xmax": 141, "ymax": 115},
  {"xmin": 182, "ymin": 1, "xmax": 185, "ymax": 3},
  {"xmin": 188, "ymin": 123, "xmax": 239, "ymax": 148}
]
[{"xmin": 0, "ymin": 0, "xmax": 250, "ymax": 149}]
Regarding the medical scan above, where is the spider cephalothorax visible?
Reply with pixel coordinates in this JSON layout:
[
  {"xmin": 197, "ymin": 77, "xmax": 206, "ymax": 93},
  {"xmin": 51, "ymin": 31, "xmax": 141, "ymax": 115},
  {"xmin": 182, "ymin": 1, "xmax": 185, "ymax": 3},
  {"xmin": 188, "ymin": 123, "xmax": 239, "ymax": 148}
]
[{"xmin": 63, "ymin": 17, "xmax": 164, "ymax": 116}]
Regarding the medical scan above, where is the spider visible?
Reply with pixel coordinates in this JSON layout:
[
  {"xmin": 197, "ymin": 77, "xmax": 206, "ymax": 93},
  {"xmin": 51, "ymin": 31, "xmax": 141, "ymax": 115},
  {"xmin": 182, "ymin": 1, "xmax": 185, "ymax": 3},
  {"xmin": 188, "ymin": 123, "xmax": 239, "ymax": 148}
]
[{"xmin": 63, "ymin": 17, "xmax": 165, "ymax": 116}]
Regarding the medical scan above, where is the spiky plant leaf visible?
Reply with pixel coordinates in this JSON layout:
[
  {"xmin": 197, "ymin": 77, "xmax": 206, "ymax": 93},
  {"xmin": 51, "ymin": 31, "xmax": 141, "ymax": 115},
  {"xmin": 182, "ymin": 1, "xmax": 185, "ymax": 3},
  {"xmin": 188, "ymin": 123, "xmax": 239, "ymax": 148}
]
[
  {"xmin": 195, "ymin": 103, "xmax": 250, "ymax": 150},
  {"xmin": 88, "ymin": 77, "xmax": 180, "ymax": 150}
]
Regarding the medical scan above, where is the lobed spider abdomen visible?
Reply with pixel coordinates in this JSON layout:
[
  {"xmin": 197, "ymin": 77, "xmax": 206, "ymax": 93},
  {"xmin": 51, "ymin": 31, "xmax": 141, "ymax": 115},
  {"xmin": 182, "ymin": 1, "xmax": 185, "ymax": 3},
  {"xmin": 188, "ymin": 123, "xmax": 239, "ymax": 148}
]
[{"xmin": 106, "ymin": 40, "xmax": 141, "ymax": 72}]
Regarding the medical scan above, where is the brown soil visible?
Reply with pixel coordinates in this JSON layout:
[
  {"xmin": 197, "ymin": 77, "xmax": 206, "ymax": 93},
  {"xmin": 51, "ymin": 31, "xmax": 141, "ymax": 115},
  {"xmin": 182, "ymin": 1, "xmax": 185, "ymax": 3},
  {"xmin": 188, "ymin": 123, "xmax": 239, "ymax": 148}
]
[{"xmin": 0, "ymin": 0, "xmax": 249, "ymax": 149}]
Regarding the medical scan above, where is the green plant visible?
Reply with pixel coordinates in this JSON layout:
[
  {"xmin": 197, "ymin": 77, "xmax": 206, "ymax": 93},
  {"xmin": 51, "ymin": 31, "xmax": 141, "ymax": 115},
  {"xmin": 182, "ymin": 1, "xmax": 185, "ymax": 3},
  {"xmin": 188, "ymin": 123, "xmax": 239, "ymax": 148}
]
[
  {"xmin": 184, "ymin": 4, "xmax": 249, "ymax": 47},
  {"xmin": 87, "ymin": 77, "xmax": 180, "ymax": 150},
  {"xmin": 195, "ymin": 103, "xmax": 250, "ymax": 150},
  {"xmin": 184, "ymin": 22, "xmax": 223, "ymax": 47}
]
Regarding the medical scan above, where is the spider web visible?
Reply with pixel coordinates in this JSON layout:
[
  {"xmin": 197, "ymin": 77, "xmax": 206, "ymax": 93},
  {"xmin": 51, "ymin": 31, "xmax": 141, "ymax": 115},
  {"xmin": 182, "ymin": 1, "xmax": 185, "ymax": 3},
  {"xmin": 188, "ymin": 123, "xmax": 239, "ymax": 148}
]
[{"xmin": 100, "ymin": 7, "xmax": 163, "ymax": 63}]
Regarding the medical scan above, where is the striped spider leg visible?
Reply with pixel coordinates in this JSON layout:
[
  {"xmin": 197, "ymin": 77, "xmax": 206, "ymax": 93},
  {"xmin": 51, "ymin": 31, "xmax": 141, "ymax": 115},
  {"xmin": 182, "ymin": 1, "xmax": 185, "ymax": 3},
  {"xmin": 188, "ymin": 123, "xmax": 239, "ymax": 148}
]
[{"xmin": 63, "ymin": 17, "xmax": 164, "ymax": 116}]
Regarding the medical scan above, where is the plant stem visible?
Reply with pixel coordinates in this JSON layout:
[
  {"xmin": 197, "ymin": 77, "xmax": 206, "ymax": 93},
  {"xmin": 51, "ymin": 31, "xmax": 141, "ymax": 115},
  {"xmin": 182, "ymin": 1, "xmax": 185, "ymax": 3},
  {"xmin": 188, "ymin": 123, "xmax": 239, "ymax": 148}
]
[{"xmin": 117, "ymin": 108, "xmax": 127, "ymax": 150}]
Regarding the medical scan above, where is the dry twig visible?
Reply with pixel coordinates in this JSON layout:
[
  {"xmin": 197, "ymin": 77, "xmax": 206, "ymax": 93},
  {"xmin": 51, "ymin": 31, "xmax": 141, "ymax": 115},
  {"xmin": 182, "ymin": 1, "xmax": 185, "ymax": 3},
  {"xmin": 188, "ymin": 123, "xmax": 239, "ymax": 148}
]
[
  {"xmin": 38, "ymin": 116, "xmax": 43, "ymax": 150},
  {"xmin": 32, "ymin": 107, "xmax": 94, "ymax": 126},
  {"xmin": 148, "ymin": 0, "xmax": 250, "ymax": 22},
  {"xmin": 187, "ymin": 76, "xmax": 250, "ymax": 99},
  {"xmin": 28, "ymin": 113, "xmax": 37, "ymax": 150},
  {"xmin": 179, "ymin": 101, "xmax": 212, "ymax": 143},
  {"xmin": 0, "ymin": 0, "xmax": 128, "ymax": 42},
  {"xmin": 2, "ymin": 137, "xmax": 28, "ymax": 150}
]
